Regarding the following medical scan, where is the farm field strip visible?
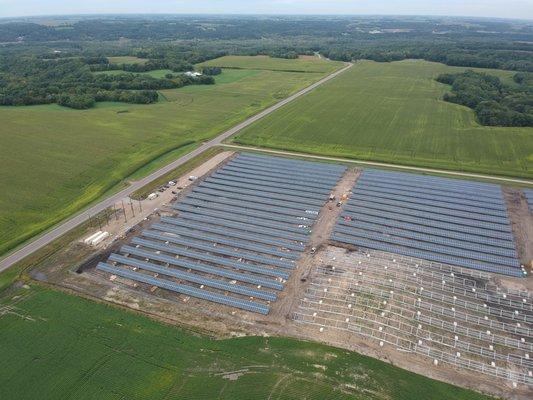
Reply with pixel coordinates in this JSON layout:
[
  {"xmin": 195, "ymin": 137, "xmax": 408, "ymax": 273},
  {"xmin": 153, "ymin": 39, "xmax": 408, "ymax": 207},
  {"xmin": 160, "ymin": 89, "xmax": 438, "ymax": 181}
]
[{"xmin": 233, "ymin": 60, "xmax": 533, "ymax": 179}]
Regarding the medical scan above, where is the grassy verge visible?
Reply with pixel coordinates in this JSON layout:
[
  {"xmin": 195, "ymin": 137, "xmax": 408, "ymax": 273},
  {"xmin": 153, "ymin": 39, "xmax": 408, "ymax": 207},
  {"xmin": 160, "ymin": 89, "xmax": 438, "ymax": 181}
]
[{"xmin": 0, "ymin": 286, "xmax": 496, "ymax": 400}]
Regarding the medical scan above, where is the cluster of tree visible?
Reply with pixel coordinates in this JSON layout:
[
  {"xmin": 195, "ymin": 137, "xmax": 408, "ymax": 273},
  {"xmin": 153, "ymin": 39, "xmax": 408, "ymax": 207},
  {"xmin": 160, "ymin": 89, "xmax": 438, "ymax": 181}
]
[
  {"xmin": 201, "ymin": 66, "xmax": 222, "ymax": 76},
  {"xmin": 436, "ymin": 71, "xmax": 533, "ymax": 127},
  {"xmin": 0, "ymin": 56, "xmax": 213, "ymax": 109}
]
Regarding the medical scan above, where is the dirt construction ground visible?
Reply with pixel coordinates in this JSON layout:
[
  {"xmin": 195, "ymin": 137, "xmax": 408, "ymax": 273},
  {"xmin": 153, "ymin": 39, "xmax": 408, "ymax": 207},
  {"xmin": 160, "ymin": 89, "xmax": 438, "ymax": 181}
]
[{"xmin": 24, "ymin": 151, "xmax": 533, "ymax": 400}]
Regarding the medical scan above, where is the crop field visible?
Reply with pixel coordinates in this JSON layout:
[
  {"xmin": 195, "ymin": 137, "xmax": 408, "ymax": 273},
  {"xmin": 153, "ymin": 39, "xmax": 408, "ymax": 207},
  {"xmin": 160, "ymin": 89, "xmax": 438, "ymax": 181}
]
[
  {"xmin": 0, "ymin": 57, "xmax": 342, "ymax": 257},
  {"xmin": 0, "ymin": 286, "xmax": 494, "ymax": 400},
  {"xmin": 233, "ymin": 60, "xmax": 533, "ymax": 179}
]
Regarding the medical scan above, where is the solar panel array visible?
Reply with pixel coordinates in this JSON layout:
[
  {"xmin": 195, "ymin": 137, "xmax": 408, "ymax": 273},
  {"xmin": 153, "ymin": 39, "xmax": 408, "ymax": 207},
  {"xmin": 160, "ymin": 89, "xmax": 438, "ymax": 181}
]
[
  {"xmin": 525, "ymin": 189, "xmax": 533, "ymax": 213},
  {"xmin": 98, "ymin": 153, "xmax": 345, "ymax": 314},
  {"xmin": 332, "ymin": 169, "xmax": 523, "ymax": 277}
]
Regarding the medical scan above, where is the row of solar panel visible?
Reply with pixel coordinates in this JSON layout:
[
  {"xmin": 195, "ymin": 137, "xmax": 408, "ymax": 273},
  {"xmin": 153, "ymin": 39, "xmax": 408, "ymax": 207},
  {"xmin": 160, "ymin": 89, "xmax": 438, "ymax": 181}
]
[
  {"xmin": 100, "ymin": 153, "xmax": 344, "ymax": 314},
  {"xmin": 97, "ymin": 262, "xmax": 270, "ymax": 314},
  {"xmin": 331, "ymin": 233, "xmax": 523, "ymax": 277},
  {"xmin": 226, "ymin": 159, "xmax": 343, "ymax": 181},
  {"xmin": 356, "ymin": 180, "xmax": 506, "ymax": 210},
  {"xmin": 137, "ymin": 233, "xmax": 295, "ymax": 269},
  {"xmin": 335, "ymin": 222, "xmax": 517, "ymax": 258},
  {"xmin": 525, "ymin": 189, "xmax": 533, "ymax": 213},
  {"xmin": 350, "ymin": 193, "xmax": 509, "ymax": 225},
  {"xmin": 359, "ymin": 173, "xmax": 505, "ymax": 204},
  {"xmin": 149, "ymin": 225, "xmax": 299, "ymax": 260},
  {"xmin": 174, "ymin": 204, "xmax": 310, "ymax": 235},
  {"xmin": 353, "ymin": 185, "xmax": 508, "ymax": 217},
  {"xmin": 337, "ymin": 214, "xmax": 516, "ymax": 251},
  {"xmin": 156, "ymin": 219, "xmax": 305, "ymax": 251},
  {"xmin": 362, "ymin": 169, "xmax": 503, "ymax": 195},
  {"xmin": 178, "ymin": 198, "xmax": 308, "ymax": 226},
  {"xmin": 222, "ymin": 163, "xmax": 341, "ymax": 187},
  {"xmin": 344, "ymin": 201, "xmax": 511, "ymax": 233},
  {"xmin": 341, "ymin": 206, "xmax": 514, "ymax": 241},
  {"xmin": 333, "ymin": 227, "xmax": 518, "ymax": 267},
  {"xmin": 120, "ymin": 245, "xmax": 286, "ymax": 287},
  {"xmin": 334, "ymin": 169, "xmax": 521, "ymax": 277},
  {"xmin": 357, "ymin": 178, "xmax": 505, "ymax": 206},
  {"xmin": 234, "ymin": 153, "xmax": 346, "ymax": 174}
]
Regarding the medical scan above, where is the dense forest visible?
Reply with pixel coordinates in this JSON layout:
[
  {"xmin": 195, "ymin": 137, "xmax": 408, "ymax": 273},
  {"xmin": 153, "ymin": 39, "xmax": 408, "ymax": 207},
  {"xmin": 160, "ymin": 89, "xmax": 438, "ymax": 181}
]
[
  {"xmin": 436, "ymin": 71, "xmax": 533, "ymax": 127},
  {"xmin": 1, "ymin": 16, "xmax": 532, "ymax": 71},
  {"xmin": 0, "ymin": 15, "xmax": 532, "ymax": 108}
]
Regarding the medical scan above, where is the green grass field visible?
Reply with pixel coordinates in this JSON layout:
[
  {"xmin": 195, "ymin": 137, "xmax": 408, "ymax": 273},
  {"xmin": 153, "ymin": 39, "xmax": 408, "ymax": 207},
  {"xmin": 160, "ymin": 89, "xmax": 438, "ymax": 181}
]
[
  {"xmin": 0, "ymin": 57, "xmax": 343, "ymax": 257},
  {"xmin": 93, "ymin": 69, "xmax": 175, "ymax": 78},
  {"xmin": 0, "ymin": 286, "xmax": 494, "ymax": 400},
  {"xmin": 107, "ymin": 56, "xmax": 149, "ymax": 64},
  {"xmin": 233, "ymin": 60, "xmax": 533, "ymax": 179},
  {"xmin": 199, "ymin": 55, "xmax": 344, "ymax": 73}
]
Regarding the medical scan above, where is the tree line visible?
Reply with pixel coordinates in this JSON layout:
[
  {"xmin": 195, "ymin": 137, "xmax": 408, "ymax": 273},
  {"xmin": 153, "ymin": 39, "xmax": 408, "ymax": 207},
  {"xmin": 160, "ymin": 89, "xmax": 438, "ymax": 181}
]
[{"xmin": 436, "ymin": 71, "xmax": 533, "ymax": 127}]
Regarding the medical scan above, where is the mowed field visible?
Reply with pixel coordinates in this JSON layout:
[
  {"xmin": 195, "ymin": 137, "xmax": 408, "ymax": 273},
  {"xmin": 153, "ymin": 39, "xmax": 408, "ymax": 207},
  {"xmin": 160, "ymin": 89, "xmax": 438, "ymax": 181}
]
[
  {"xmin": 234, "ymin": 60, "xmax": 533, "ymax": 179},
  {"xmin": 0, "ymin": 56, "xmax": 344, "ymax": 257},
  {"xmin": 0, "ymin": 286, "xmax": 494, "ymax": 400}
]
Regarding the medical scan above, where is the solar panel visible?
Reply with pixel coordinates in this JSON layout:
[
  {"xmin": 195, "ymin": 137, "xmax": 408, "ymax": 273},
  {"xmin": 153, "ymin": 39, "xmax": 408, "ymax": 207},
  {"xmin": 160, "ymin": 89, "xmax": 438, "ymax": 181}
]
[
  {"xmin": 525, "ymin": 189, "xmax": 533, "ymax": 213},
  {"xmin": 333, "ymin": 228, "xmax": 518, "ymax": 267},
  {"xmin": 238, "ymin": 152, "xmax": 346, "ymax": 174},
  {"xmin": 227, "ymin": 159, "xmax": 345, "ymax": 180},
  {"xmin": 98, "ymin": 152, "xmax": 346, "ymax": 312},
  {"xmin": 344, "ymin": 201, "xmax": 510, "ymax": 233},
  {"xmin": 332, "ymin": 169, "xmax": 522, "ymax": 277},
  {"xmin": 221, "ymin": 165, "xmax": 334, "ymax": 186},
  {"xmin": 214, "ymin": 169, "xmax": 334, "ymax": 191},
  {"xmin": 204, "ymin": 176, "xmax": 328, "ymax": 202},
  {"xmin": 109, "ymin": 254, "xmax": 277, "ymax": 301},
  {"xmin": 210, "ymin": 171, "xmax": 331, "ymax": 195},
  {"xmin": 145, "ymin": 227, "xmax": 299, "ymax": 260},
  {"xmin": 156, "ymin": 220, "xmax": 305, "ymax": 251},
  {"xmin": 357, "ymin": 178, "xmax": 505, "ymax": 205},
  {"xmin": 185, "ymin": 192, "xmax": 315, "ymax": 219},
  {"xmin": 178, "ymin": 198, "xmax": 309, "ymax": 226},
  {"xmin": 335, "ymin": 222, "xmax": 517, "ymax": 258},
  {"xmin": 193, "ymin": 187, "xmax": 320, "ymax": 214},
  {"xmin": 330, "ymin": 234, "xmax": 522, "ymax": 277},
  {"xmin": 342, "ymin": 206, "xmax": 514, "ymax": 240},
  {"xmin": 196, "ymin": 182, "xmax": 325, "ymax": 207},
  {"xmin": 354, "ymin": 184, "xmax": 508, "ymax": 215},
  {"xmin": 173, "ymin": 213, "xmax": 309, "ymax": 242},
  {"xmin": 134, "ymin": 234, "xmax": 295, "ymax": 270},
  {"xmin": 350, "ymin": 193, "xmax": 510, "ymax": 224},
  {"xmin": 338, "ymin": 214, "xmax": 516, "ymax": 250},
  {"xmin": 97, "ymin": 263, "xmax": 270, "ymax": 314},
  {"xmin": 122, "ymin": 243, "xmax": 290, "ymax": 281},
  {"xmin": 174, "ymin": 204, "xmax": 311, "ymax": 234}
]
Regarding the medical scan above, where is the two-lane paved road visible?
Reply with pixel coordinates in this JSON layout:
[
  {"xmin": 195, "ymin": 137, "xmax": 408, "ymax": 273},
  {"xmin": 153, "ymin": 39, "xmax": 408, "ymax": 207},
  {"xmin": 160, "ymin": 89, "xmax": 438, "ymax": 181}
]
[{"xmin": 0, "ymin": 63, "xmax": 353, "ymax": 273}]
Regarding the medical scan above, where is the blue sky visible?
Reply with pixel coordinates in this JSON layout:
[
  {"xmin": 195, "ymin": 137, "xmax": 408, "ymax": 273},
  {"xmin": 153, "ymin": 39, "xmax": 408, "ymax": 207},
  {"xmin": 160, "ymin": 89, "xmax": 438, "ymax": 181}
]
[{"xmin": 1, "ymin": 0, "xmax": 532, "ymax": 20}]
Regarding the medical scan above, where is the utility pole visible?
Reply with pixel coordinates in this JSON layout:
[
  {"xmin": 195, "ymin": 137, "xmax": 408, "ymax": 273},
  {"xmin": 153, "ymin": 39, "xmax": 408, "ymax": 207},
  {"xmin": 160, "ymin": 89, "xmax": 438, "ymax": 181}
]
[
  {"xmin": 138, "ymin": 199, "xmax": 142, "ymax": 213},
  {"xmin": 121, "ymin": 200, "xmax": 127, "ymax": 223},
  {"xmin": 113, "ymin": 204, "xmax": 118, "ymax": 221},
  {"xmin": 129, "ymin": 199, "xmax": 135, "ymax": 217}
]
